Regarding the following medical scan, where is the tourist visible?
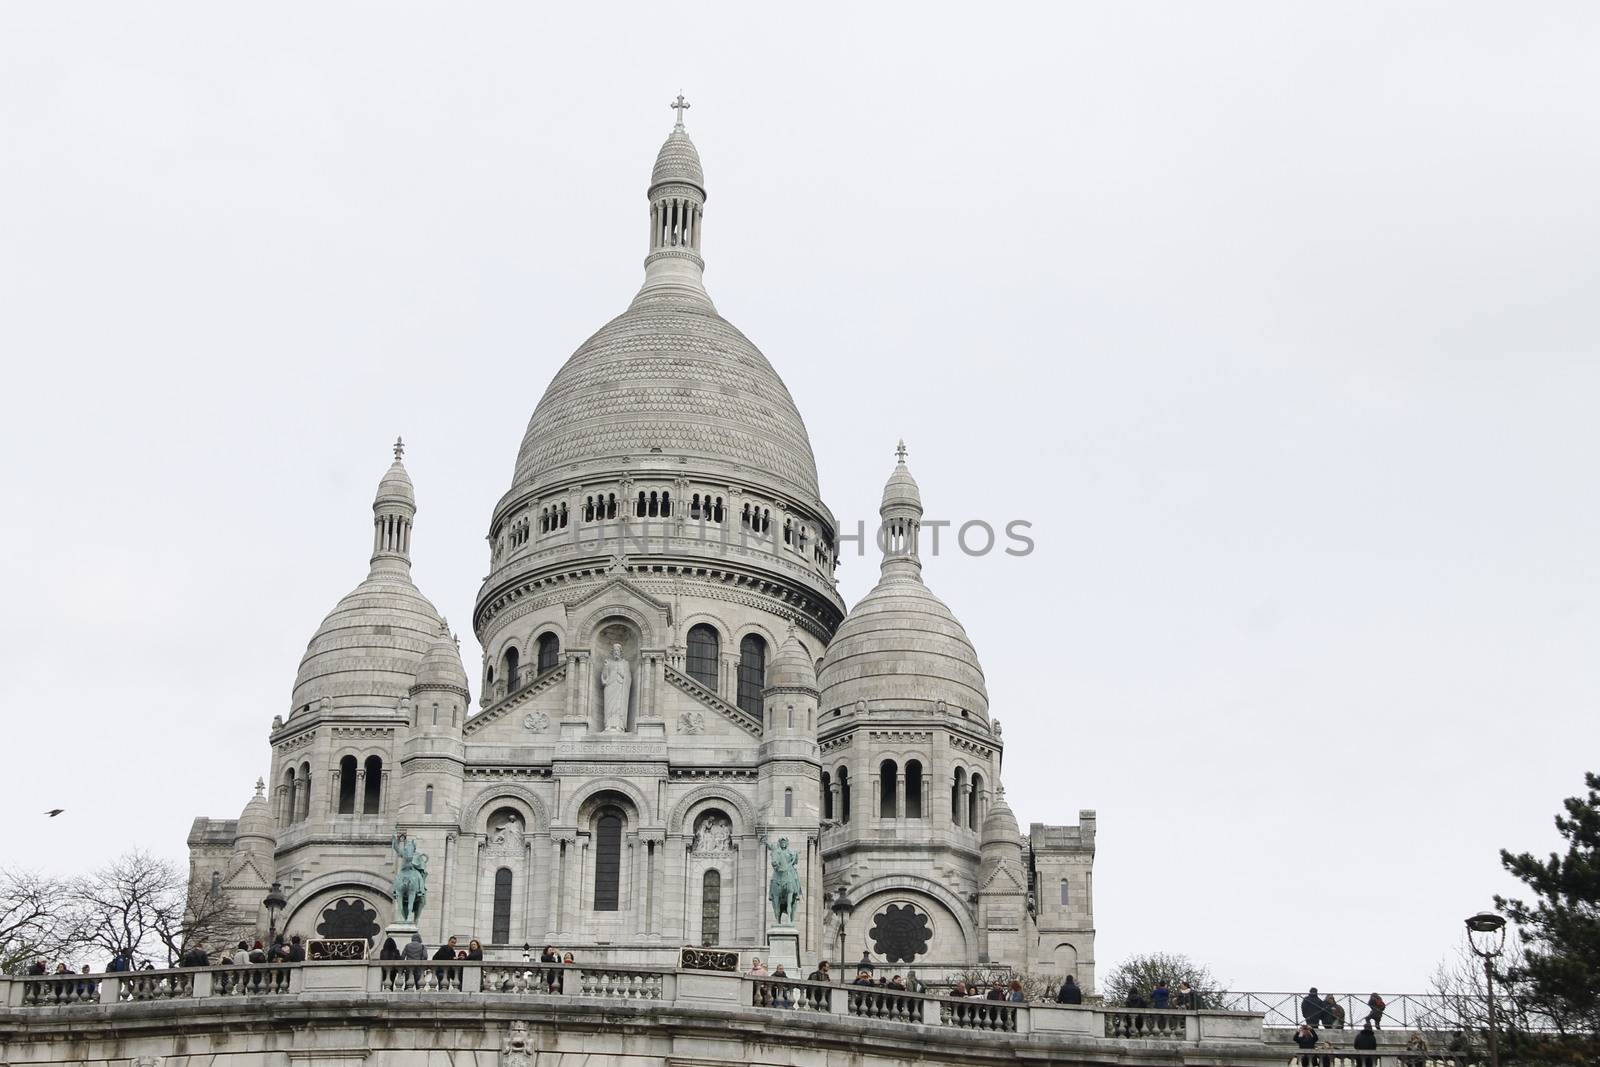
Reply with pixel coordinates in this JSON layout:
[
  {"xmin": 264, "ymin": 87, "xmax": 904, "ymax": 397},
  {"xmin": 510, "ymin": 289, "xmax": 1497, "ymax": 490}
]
[
  {"xmin": 249, "ymin": 940, "xmax": 267, "ymax": 964},
  {"xmin": 562, "ymin": 951, "xmax": 575, "ymax": 965},
  {"xmin": 379, "ymin": 937, "xmax": 401, "ymax": 961},
  {"xmin": 1126, "ymin": 990, "xmax": 1149, "ymax": 1009},
  {"xmin": 432, "ymin": 936, "xmax": 459, "ymax": 962},
  {"xmin": 806, "ymin": 960, "xmax": 830, "ymax": 982},
  {"xmin": 852, "ymin": 969, "xmax": 875, "ymax": 987},
  {"xmin": 180, "ymin": 942, "xmax": 209, "ymax": 968},
  {"xmin": 1301, "ymin": 987, "xmax": 1326, "ymax": 1028},
  {"xmin": 108, "ymin": 950, "xmax": 133, "ymax": 973},
  {"xmin": 986, "ymin": 979, "xmax": 1006, "ymax": 1001},
  {"xmin": 1353, "ymin": 1019, "xmax": 1378, "ymax": 1066},
  {"xmin": 1151, "ymin": 979, "xmax": 1170, "ymax": 1009},
  {"xmin": 1292, "ymin": 1024, "xmax": 1319, "ymax": 1067},
  {"xmin": 887, "ymin": 974, "xmax": 906, "ymax": 991},
  {"xmin": 401, "ymin": 934, "xmax": 428, "ymax": 960},
  {"xmin": 230, "ymin": 942, "xmax": 251, "ymax": 967},
  {"xmin": 1055, "ymin": 975, "xmax": 1082, "ymax": 1004},
  {"xmin": 288, "ymin": 935, "xmax": 306, "ymax": 963},
  {"xmin": 905, "ymin": 969, "xmax": 926, "ymax": 993},
  {"xmin": 432, "ymin": 936, "xmax": 461, "ymax": 988},
  {"xmin": 1176, "ymin": 979, "xmax": 1196, "ymax": 1009},
  {"xmin": 1402, "ymin": 1030, "xmax": 1430, "ymax": 1067},
  {"xmin": 266, "ymin": 936, "xmax": 288, "ymax": 963},
  {"xmin": 950, "ymin": 979, "xmax": 970, "ymax": 997},
  {"xmin": 1364, "ymin": 992, "xmax": 1386, "ymax": 1029},
  {"xmin": 541, "ymin": 945, "xmax": 560, "ymax": 991},
  {"xmin": 748, "ymin": 956, "xmax": 767, "ymax": 976},
  {"xmin": 1324, "ymin": 993, "xmax": 1345, "ymax": 1028},
  {"xmin": 772, "ymin": 963, "xmax": 787, "ymax": 978},
  {"xmin": 1006, "ymin": 978, "xmax": 1026, "ymax": 1003},
  {"xmin": 466, "ymin": 939, "xmax": 484, "ymax": 961},
  {"xmin": 27, "ymin": 959, "xmax": 46, "ymax": 976}
]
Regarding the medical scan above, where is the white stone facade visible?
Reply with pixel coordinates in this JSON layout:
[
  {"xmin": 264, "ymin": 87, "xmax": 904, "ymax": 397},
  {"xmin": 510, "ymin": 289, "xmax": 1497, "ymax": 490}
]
[{"xmin": 188, "ymin": 110, "xmax": 1095, "ymax": 987}]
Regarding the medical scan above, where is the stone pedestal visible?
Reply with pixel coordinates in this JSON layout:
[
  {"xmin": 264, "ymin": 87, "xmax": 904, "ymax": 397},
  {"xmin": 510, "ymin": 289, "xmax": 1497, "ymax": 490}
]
[{"xmin": 765, "ymin": 924, "xmax": 800, "ymax": 974}]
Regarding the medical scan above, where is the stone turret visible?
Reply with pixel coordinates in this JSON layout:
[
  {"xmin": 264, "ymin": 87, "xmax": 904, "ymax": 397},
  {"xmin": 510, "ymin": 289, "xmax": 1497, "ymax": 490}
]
[{"xmin": 977, "ymin": 785, "xmax": 1030, "ymax": 965}]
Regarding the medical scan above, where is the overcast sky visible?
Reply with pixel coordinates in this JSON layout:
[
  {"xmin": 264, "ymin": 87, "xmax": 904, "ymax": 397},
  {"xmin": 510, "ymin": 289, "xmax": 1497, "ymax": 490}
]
[{"xmin": 2, "ymin": 2, "xmax": 1597, "ymax": 992}]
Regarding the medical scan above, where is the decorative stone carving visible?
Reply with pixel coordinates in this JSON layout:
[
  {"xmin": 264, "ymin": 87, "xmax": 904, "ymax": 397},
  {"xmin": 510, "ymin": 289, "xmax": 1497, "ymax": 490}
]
[
  {"xmin": 691, "ymin": 813, "xmax": 732, "ymax": 854},
  {"xmin": 679, "ymin": 946, "xmax": 739, "ymax": 971},
  {"xmin": 501, "ymin": 1020, "xmax": 532, "ymax": 1067},
  {"xmin": 522, "ymin": 710, "xmax": 550, "ymax": 733},
  {"xmin": 489, "ymin": 813, "xmax": 524, "ymax": 850},
  {"xmin": 315, "ymin": 898, "xmax": 380, "ymax": 944},
  {"xmin": 678, "ymin": 709, "xmax": 705, "ymax": 734},
  {"xmin": 869, "ymin": 902, "xmax": 932, "ymax": 963},
  {"xmin": 600, "ymin": 642, "xmax": 631, "ymax": 732}
]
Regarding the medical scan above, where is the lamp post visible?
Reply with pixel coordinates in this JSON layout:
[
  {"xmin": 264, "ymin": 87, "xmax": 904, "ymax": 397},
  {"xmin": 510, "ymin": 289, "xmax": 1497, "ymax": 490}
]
[
  {"xmin": 263, "ymin": 882, "xmax": 288, "ymax": 945},
  {"xmin": 1464, "ymin": 910, "xmax": 1506, "ymax": 1067},
  {"xmin": 827, "ymin": 890, "xmax": 852, "ymax": 980}
]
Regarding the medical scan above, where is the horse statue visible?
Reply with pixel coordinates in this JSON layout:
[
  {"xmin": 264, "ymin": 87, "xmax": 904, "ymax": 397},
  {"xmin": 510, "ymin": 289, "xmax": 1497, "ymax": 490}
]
[
  {"xmin": 391, "ymin": 832, "xmax": 429, "ymax": 924},
  {"xmin": 762, "ymin": 834, "xmax": 803, "ymax": 926}
]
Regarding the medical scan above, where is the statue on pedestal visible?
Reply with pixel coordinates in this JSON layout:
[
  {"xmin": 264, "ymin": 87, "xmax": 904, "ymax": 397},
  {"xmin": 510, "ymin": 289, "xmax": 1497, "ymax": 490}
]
[
  {"xmin": 391, "ymin": 832, "xmax": 429, "ymax": 924},
  {"xmin": 761, "ymin": 834, "xmax": 802, "ymax": 926},
  {"xmin": 600, "ymin": 642, "xmax": 630, "ymax": 732}
]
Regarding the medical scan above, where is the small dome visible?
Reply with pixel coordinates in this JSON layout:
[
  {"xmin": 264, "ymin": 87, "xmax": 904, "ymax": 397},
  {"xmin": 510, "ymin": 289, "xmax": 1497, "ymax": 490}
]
[
  {"xmin": 765, "ymin": 629, "xmax": 817, "ymax": 691},
  {"xmin": 651, "ymin": 125, "xmax": 705, "ymax": 192},
  {"xmin": 414, "ymin": 626, "xmax": 470, "ymax": 693},
  {"xmin": 237, "ymin": 779, "xmax": 274, "ymax": 839},
  {"xmin": 881, "ymin": 444, "xmax": 922, "ymax": 512},
  {"xmin": 291, "ymin": 571, "xmax": 444, "ymax": 712},
  {"xmin": 819, "ymin": 572, "xmax": 988, "ymax": 717},
  {"xmin": 375, "ymin": 439, "xmax": 415, "ymax": 509},
  {"xmin": 981, "ymin": 785, "xmax": 1022, "ymax": 844}
]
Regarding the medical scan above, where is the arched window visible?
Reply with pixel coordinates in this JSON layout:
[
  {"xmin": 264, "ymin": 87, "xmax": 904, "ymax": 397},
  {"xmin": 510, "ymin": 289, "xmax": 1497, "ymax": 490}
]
[
  {"xmin": 635, "ymin": 491, "xmax": 646, "ymax": 517},
  {"xmin": 492, "ymin": 868, "xmax": 514, "ymax": 944},
  {"xmin": 299, "ymin": 762, "xmax": 311, "ymax": 820},
  {"xmin": 338, "ymin": 755, "xmax": 358, "ymax": 814},
  {"xmin": 879, "ymin": 759, "xmax": 898, "ymax": 819},
  {"xmin": 784, "ymin": 788, "xmax": 794, "ymax": 817},
  {"xmin": 700, "ymin": 869, "xmax": 721, "ymax": 945},
  {"xmin": 210, "ymin": 870, "xmax": 222, "ymax": 897},
  {"xmin": 736, "ymin": 634, "xmax": 767, "ymax": 716},
  {"xmin": 593, "ymin": 808, "xmax": 623, "ymax": 911},
  {"xmin": 905, "ymin": 760, "xmax": 923, "ymax": 819},
  {"xmin": 606, "ymin": 493, "xmax": 616, "ymax": 519},
  {"xmin": 969, "ymin": 773, "xmax": 983, "ymax": 829},
  {"xmin": 686, "ymin": 625, "xmax": 719, "ymax": 692},
  {"xmin": 502, "ymin": 646, "xmax": 520, "ymax": 693},
  {"xmin": 661, "ymin": 491, "xmax": 671, "ymax": 517},
  {"xmin": 951, "ymin": 768, "xmax": 966, "ymax": 827},
  {"xmin": 363, "ymin": 755, "xmax": 383, "ymax": 814},
  {"xmin": 536, "ymin": 632, "xmax": 560, "ymax": 674},
  {"xmin": 424, "ymin": 784, "xmax": 434, "ymax": 815},
  {"xmin": 821, "ymin": 771, "xmax": 833, "ymax": 820},
  {"xmin": 1060, "ymin": 878, "xmax": 1070, "ymax": 907},
  {"xmin": 838, "ymin": 766, "xmax": 851, "ymax": 823},
  {"xmin": 282, "ymin": 767, "xmax": 296, "ymax": 825}
]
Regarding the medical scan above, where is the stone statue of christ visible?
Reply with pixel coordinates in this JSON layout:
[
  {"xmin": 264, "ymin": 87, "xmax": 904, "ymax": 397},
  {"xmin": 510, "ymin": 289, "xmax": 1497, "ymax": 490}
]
[{"xmin": 600, "ymin": 642, "xmax": 630, "ymax": 732}]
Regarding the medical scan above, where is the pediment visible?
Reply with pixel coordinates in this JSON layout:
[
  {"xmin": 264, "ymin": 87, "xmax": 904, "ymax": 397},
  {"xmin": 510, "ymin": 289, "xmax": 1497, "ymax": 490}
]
[
  {"xmin": 567, "ymin": 575, "xmax": 672, "ymax": 643},
  {"xmin": 979, "ymin": 860, "xmax": 1028, "ymax": 894}
]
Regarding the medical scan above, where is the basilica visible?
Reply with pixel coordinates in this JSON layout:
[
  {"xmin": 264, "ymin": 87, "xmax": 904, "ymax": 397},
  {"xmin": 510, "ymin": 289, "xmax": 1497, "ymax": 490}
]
[{"xmin": 187, "ymin": 108, "xmax": 1098, "ymax": 988}]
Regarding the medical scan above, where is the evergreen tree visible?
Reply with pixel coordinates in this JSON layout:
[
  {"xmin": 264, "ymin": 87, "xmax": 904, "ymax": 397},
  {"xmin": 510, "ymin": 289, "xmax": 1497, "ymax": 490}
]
[{"xmin": 1497, "ymin": 771, "xmax": 1600, "ymax": 1058}]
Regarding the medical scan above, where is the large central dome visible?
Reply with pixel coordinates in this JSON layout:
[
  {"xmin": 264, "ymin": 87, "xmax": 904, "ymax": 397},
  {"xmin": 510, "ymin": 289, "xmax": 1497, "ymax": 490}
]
[
  {"xmin": 506, "ymin": 115, "xmax": 821, "ymax": 508},
  {"xmin": 510, "ymin": 287, "xmax": 821, "ymax": 502}
]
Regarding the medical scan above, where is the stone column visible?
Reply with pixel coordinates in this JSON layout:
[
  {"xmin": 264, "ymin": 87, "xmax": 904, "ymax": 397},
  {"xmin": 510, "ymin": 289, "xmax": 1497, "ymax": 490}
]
[
  {"xmin": 297, "ymin": 769, "xmax": 312, "ymax": 822},
  {"xmin": 328, "ymin": 770, "xmax": 340, "ymax": 815},
  {"xmin": 578, "ymin": 654, "xmax": 592, "ymax": 724},
  {"xmin": 378, "ymin": 769, "xmax": 389, "ymax": 815},
  {"xmin": 546, "ymin": 837, "xmax": 564, "ymax": 937},
  {"xmin": 895, "ymin": 773, "xmax": 906, "ymax": 821},
  {"xmin": 565, "ymin": 652, "xmax": 580, "ymax": 718}
]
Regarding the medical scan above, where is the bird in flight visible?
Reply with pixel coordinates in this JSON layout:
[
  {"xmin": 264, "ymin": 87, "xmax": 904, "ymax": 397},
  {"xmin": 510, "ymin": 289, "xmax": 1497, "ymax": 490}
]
[{"xmin": 44, "ymin": 809, "xmax": 64, "ymax": 817}]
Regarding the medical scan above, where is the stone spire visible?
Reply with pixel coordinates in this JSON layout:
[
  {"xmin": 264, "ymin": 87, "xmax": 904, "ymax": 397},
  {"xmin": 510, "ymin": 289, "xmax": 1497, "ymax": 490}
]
[
  {"xmin": 370, "ymin": 437, "xmax": 416, "ymax": 574},
  {"xmin": 879, "ymin": 440, "xmax": 924, "ymax": 578},
  {"xmin": 643, "ymin": 95, "xmax": 709, "ymax": 296}
]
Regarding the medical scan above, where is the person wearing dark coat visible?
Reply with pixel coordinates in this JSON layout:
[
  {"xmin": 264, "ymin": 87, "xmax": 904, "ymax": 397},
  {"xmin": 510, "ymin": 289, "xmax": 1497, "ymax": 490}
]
[
  {"xmin": 378, "ymin": 937, "xmax": 401, "ymax": 960},
  {"xmin": 1055, "ymin": 975, "xmax": 1083, "ymax": 1004},
  {"xmin": 179, "ymin": 944, "xmax": 210, "ymax": 968},
  {"xmin": 106, "ymin": 951, "xmax": 131, "ymax": 973},
  {"xmin": 1302, "ymin": 987, "xmax": 1326, "ymax": 1028},
  {"xmin": 401, "ymin": 934, "xmax": 428, "ymax": 960},
  {"xmin": 1293, "ymin": 1024, "xmax": 1320, "ymax": 1067},
  {"xmin": 287, "ymin": 935, "xmax": 306, "ymax": 963},
  {"xmin": 1353, "ymin": 1019, "xmax": 1378, "ymax": 1065},
  {"xmin": 26, "ymin": 960, "xmax": 47, "ymax": 975},
  {"xmin": 1151, "ymin": 980, "xmax": 1170, "ymax": 1009}
]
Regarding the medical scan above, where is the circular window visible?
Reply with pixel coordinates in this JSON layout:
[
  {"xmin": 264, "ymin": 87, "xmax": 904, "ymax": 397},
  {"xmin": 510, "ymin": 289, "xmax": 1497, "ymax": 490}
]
[
  {"xmin": 868, "ymin": 902, "xmax": 932, "ymax": 963},
  {"xmin": 316, "ymin": 897, "xmax": 380, "ymax": 944}
]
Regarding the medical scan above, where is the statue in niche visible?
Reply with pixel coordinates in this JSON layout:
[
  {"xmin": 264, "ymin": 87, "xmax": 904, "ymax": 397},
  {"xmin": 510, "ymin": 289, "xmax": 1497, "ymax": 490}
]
[
  {"xmin": 491, "ymin": 813, "xmax": 523, "ymax": 849},
  {"xmin": 600, "ymin": 642, "xmax": 630, "ymax": 732},
  {"xmin": 692, "ymin": 814, "xmax": 732, "ymax": 854}
]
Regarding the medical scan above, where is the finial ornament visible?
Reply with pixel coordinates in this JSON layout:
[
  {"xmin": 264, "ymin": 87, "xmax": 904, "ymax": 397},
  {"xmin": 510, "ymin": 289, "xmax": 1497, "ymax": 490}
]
[
  {"xmin": 895, "ymin": 439, "xmax": 908, "ymax": 463},
  {"xmin": 393, "ymin": 436, "xmax": 405, "ymax": 461},
  {"xmin": 670, "ymin": 93, "xmax": 690, "ymax": 127},
  {"xmin": 254, "ymin": 777, "xmax": 265, "ymax": 797}
]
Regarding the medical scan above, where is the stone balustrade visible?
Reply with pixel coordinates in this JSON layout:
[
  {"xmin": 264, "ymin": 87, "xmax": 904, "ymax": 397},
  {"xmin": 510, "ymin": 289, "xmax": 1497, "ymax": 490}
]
[{"xmin": 0, "ymin": 962, "xmax": 1282, "ymax": 1067}]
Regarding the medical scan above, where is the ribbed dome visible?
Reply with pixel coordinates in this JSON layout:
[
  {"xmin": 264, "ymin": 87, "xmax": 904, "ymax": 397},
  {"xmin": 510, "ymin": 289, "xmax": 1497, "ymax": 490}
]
[
  {"xmin": 818, "ymin": 571, "xmax": 988, "ymax": 717},
  {"xmin": 237, "ymin": 780, "xmax": 274, "ymax": 839},
  {"xmin": 414, "ymin": 627, "xmax": 470, "ymax": 693},
  {"xmin": 766, "ymin": 629, "xmax": 818, "ymax": 691},
  {"xmin": 651, "ymin": 125, "xmax": 705, "ymax": 191},
  {"xmin": 510, "ymin": 285, "xmax": 822, "ymax": 502},
  {"xmin": 881, "ymin": 449, "xmax": 922, "ymax": 511},
  {"xmin": 375, "ymin": 441, "xmax": 415, "ymax": 508},
  {"xmin": 290, "ymin": 571, "xmax": 444, "ymax": 712},
  {"xmin": 981, "ymin": 785, "xmax": 1022, "ymax": 844}
]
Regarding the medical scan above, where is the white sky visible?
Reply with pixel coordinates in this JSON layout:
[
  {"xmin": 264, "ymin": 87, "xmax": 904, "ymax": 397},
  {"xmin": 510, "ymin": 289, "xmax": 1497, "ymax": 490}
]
[{"xmin": 2, "ymin": 2, "xmax": 1596, "ymax": 992}]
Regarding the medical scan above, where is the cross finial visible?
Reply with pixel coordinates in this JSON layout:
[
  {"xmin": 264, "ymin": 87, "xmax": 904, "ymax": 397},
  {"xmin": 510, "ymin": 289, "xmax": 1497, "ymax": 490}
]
[
  {"xmin": 671, "ymin": 93, "xmax": 690, "ymax": 127},
  {"xmin": 254, "ymin": 777, "xmax": 265, "ymax": 797},
  {"xmin": 895, "ymin": 440, "xmax": 908, "ymax": 463},
  {"xmin": 393, "ymin": 436, "xmax": 405, "ymax": 462}
]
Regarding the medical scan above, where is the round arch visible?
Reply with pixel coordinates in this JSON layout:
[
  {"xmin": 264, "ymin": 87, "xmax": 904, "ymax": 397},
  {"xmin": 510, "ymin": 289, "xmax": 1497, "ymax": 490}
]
[
  {"xmin": 281, "ymin": 870, "xmax": 394, "ymax": 931},
  {"xmin": 842, "ymin": 873, "xmax": 979, "ymax": 955},
  {"xmin": 462, "ymin": 784, "xmax": 551, "ymax": 835},
  {"xmin": 667, "ymin": 785, "xmax": 758, "ymax": 836},
  {"xmin": 571, "ymin": 602, "xmax": 658, "ymax": 650},
  {"xmin": 565, "ymin": 777, "xmax": 653, "ymax": 825}
]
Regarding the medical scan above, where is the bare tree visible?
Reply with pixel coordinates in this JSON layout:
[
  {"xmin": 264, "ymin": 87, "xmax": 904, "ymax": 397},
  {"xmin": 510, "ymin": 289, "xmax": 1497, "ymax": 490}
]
[
  {"xmin": 0, "ymin": 867, "xmax": 86, "ymax": 973},
  {"xmin": 74, "ymin": 851, "xmax": 248, "ymax": 968},
  {"xmin": 1425, "ymin": 933, "xmax": 1554, "ymax": 1063},
  {"xmin": 1102, "ymin": 951, "xmax": 1228, "ymax": 1009}
]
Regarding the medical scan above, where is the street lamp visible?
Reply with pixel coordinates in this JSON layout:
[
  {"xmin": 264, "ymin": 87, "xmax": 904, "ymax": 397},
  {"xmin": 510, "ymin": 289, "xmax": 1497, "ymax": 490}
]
[
  {"xmin": 827, "ymin": 890, "xmax": 853, "ymax": 979},
  {"xmin": 1464, "ymin": 910, "xmax": 1506, "ymax": 1067},
  {"xmin": 263, "ymin": 882, "xmax": 287, "ymax": 945}
]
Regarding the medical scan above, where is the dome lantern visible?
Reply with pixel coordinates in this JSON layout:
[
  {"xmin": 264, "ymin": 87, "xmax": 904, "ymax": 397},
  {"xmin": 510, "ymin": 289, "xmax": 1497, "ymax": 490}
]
[
  {"xmin": 643, "ymin": 95, "xmax": 710, "ymax": 297},
  {"xmin": 371, "ymin": 437, "xmax": 416, "ymax": 574}
]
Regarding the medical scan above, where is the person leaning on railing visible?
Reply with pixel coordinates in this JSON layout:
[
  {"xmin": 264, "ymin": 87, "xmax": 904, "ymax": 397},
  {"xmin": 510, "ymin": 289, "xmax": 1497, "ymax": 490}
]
[{"xmin": 1055, "ymin": 975, "xmax": 1083, "ymax": 1004}]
